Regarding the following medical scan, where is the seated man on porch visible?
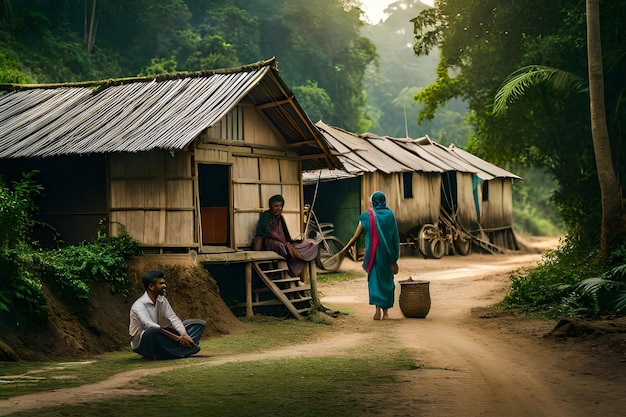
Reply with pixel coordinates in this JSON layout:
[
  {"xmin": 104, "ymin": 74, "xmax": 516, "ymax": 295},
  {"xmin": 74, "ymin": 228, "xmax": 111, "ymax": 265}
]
[
  {"xmin": 129, "ymin": 270, "xmax": 206, "ymax": 360},
  {"xmin": 254, "ymin": 194, "xmax": 318, "ymax": 277}
]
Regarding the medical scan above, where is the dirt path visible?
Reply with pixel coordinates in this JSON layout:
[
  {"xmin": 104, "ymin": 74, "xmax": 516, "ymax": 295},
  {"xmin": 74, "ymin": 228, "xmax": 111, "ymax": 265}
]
[
  {"xmin": 318, "ymin": 240, "xmax": 626, "ymax": 417},
  {"xmin": 2, "ymin": 237, "xmax": 626, "ymax": 416}
]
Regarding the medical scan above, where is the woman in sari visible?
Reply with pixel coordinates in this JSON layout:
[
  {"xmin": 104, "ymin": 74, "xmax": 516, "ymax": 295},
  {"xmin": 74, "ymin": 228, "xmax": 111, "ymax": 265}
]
[
  {"xmin": 343, "ymin": 191, "xmax": 400, "ymax": 320},
  {"xmin": 255, "ymin": 194, "xmax": 318, "ymax": 277}
]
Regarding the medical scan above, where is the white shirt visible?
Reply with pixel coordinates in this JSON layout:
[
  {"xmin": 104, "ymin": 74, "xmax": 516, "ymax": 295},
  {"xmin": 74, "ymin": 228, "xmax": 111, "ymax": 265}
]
[{"xmin": 129, "ymin": 292, "xmax": 185, "ymax": 350}]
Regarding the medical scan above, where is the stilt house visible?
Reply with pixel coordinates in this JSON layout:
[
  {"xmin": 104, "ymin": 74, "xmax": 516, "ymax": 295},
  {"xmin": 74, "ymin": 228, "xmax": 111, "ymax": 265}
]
[{"xmin": 0, "ymin": 59, "xmax": 340, "ymax": 319}]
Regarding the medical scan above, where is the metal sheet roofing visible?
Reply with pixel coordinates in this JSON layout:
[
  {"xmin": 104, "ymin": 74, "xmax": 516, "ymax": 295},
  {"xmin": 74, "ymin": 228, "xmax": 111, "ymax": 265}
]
[
  {"xmin": 0, "ymin": 59, "xmax": 335, "ymax": 168},
  {"xmin": 305, "ymin": 122, "xmax": 519, "ymax": 183}
]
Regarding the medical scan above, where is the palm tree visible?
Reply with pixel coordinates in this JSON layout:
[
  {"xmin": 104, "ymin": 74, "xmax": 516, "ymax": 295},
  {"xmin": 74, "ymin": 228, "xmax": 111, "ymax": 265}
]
[
  {"xmin": 494, "ymin": 0, "xmax": 625, "ymax": 262},
  {"xmin": 585, "ymin": 0, "xmax": 624, "ymax": 261}
]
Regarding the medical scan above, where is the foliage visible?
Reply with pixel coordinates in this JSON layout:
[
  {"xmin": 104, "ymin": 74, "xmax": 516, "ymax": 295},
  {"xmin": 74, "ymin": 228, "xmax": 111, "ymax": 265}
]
[
  {"xmin": 0, "ymin": 0, "xmax": 378, "ymax": 132},
  {"xmin": 0, "ymin": 172, "xmax": 141, "ymax": 321},
  {"xmin": 576, "ymin": 264, "xmax": 626, "ymax": 314},
  {"xmin": 412, "ymin": 0, "xmax": 626, "ymax": 246},
  {"xmin": 0, "ymin": 172, "xmax": 46, "ymax": 321},
  {"xmin": 292, "ymin": 80, "xmax": 334, "ymax": 124},
  {"xmin": 0, "ymin": 171, "xmax": 42, "ymax": 248},
  {"xmin": 573, "ymin": 243, "xmax": 626, "ymax": 314},
  {"xmin": 0, "ymin": 51, "xmax": 29, "ymax": 83},
  {"xmin": 37, "ymin": 231, "xmax": 141, "ymax": 303},
  {"xmin": 502, "ymin": 237, "xmax": 604, "ymax": 317},
  {"xmin": 493, "ymin": 65, "xmax": 587, "ymax": 114}
]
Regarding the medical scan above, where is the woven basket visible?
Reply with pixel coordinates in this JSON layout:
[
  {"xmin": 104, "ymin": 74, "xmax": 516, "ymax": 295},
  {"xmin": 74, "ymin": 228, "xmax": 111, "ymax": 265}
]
[{"xmin": 399, "ymin": 277, "xmax": 431, "ymax": 318}]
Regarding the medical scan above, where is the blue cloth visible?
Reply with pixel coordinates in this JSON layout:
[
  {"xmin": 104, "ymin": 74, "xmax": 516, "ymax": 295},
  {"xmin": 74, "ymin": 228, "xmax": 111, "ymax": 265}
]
[
  {"xmin": 360, "ymin": 192, "xmax": 400, "ymax": 309},
  {"xmin": 133, "ymin": 319, "xmax": 205, "ymax": 360}
]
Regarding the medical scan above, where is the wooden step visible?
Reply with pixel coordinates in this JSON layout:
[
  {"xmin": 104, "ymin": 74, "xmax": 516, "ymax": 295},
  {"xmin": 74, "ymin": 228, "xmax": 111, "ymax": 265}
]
[
  {"xmin": 261, "ymin": 267, "xmax": 290, "ymax": 274},
  {"xmin": 252, "ymin": 260, "xmax": 310, "ymax": 320},
  {"xmin": 237, "ymin": 296, "xmax": 313, "ymax": 309},
  {"xmin": 282, "ymin": 285, "xmax": 311, "ymax": 294},
  {"xmin": 270, "ymin": 277, "xmax": 301, "ymax": 284}
]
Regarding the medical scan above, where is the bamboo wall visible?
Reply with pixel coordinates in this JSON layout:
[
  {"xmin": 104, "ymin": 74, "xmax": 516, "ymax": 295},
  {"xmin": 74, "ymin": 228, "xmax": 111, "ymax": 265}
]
[
  {"xmin": 197, "ymin": 104, "xmax": 304, "ymax": 249},
  {"xmin": 108, "ymin": 150, "xmax": 196, "ymax": 249},
  {"xmin": 361, "ymin": 171, "xmax": 441, "ymax": 235},
  {"xmin": 480, "ymin": 178, "xmax": 517, "ymax": 249},
  {"xmin": 455, "ymin": 172, "xmax": 480, "ymax": 232}
]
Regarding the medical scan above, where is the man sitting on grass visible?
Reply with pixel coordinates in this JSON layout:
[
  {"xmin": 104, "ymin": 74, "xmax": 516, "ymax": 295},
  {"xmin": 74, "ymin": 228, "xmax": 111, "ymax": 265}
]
[{"xmin": 129, "ymin": 270, "xmax": 205, "ymax": 360}]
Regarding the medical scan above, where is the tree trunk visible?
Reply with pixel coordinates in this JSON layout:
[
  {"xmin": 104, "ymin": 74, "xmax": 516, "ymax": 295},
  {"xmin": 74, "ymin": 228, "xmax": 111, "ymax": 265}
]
[
  {"xmin": 85, "ymin": 0, "xmax": 97, "ymax": 54},
  {"xmin": 586, "ymin": 0, "xmax": 624, "ymax": 260}
]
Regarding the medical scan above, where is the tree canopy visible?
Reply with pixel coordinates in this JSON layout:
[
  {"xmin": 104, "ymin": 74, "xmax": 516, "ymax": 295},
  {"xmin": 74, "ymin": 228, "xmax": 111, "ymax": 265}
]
[
  {"xmin": 412, "ymin": 0, "xmax": 626, "ymax": 248},
  {"xmin": 0, "ymin": 0, "xmax": 376, "ymax": 132}
]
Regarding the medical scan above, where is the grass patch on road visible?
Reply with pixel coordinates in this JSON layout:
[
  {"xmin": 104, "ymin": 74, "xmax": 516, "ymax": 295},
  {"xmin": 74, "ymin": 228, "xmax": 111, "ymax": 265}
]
[{"xmin": 316, "ymin": 271, "xmax": 363, "ymax": 283}]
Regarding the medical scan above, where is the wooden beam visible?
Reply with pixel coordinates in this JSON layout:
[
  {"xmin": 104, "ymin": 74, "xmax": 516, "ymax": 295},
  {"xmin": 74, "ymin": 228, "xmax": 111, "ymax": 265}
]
[{"xmin": 286, "ymin": 140, "xmax": 317, "ymax": 148}]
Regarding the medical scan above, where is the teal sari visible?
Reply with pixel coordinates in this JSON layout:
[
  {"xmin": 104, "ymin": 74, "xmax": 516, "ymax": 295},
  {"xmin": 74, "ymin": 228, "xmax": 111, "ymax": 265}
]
[{"xmin": 360, "ymin": 192, "xmax": 400, "ymax": 309}]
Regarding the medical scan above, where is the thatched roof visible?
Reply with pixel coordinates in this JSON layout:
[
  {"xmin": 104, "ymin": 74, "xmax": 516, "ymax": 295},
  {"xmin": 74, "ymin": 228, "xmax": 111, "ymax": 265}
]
[{"xmin": 0, "ymin": 58, "xmax": 336, "ymax": 168}]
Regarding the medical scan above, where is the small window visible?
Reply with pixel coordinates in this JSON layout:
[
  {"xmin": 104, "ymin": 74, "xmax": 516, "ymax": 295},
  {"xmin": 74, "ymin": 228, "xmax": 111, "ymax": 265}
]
[
  {"xmin": 403, "ymin": 172, "xmax": 413, "ymax": 198},
  {"xmin": 482, "ymin": 181, "xmax": 489, "ymax": 201}
]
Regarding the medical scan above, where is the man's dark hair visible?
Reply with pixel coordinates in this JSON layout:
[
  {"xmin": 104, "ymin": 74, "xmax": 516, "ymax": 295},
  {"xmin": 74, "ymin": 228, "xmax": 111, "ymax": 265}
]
[{"xmin": 142, "ymin": 270, "xmax": 164, "ymax": 290}]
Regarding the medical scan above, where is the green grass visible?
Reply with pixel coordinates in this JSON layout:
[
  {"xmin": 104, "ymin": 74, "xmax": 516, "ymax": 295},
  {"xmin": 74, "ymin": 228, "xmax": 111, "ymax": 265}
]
[
  {"xmin": 8, "ymin": 351, "xmax": 422, "ymax": 417},
  {"xmin": 0, "ymin": 317, "xmax": 335, "ymax": 401},
  {"xmin": 2, "ymin": 315, "xmax": 424, "ymax": 417},
  {"xmin": 316, "ymin": 270, "xmax": 363, "ymax": 283}
]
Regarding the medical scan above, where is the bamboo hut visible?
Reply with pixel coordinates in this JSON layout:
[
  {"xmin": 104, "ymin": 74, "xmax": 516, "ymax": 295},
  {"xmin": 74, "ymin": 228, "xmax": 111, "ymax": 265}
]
[
  {"xmin": 0, "ymin": 59, "xmax": 341, "ymax": 319},
  {"xmin": 0, "ymin": 59, "xmax": 336, "ymax": 255},
  {"xmin": 303, "ymin": 122, "xmax": 521, "ymax": 256}
]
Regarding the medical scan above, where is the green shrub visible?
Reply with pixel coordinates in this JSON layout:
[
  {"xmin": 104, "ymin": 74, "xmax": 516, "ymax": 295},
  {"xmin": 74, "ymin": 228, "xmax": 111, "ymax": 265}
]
[
  {"xmin": 38, "ymin": 231, "xmax": 141, "ymax": 303},
  {"xmin": 0, "ymin": 172, "xmax": 46, "ymax": 322},
  {"xmin": 0, "ymin": 172, "xmax": 141, "ymax": 321},
  {"xmin": 501, "ymin": 236, "xmax": 602, "ymax": 317}
]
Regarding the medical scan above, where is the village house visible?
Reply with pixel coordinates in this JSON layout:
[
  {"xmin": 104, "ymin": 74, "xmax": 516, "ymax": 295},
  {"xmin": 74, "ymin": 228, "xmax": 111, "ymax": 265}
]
[
  {"xmin": 303, "ymin": 122, "xmax": 522, "ymax": 258},
  {"xmin": 0, "ymin": 58, "xmax": 337, "ymax": 319}
]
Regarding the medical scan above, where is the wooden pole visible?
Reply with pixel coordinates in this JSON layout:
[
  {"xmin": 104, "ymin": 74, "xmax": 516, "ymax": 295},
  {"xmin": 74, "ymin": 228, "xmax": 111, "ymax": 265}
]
[
  {"xmin": 309, "ymin": 261, "xmax": 321, "ymax": 309},
  {"xmin": 245, "ymin": 262, "xmax": 253, "ymax": 317}
]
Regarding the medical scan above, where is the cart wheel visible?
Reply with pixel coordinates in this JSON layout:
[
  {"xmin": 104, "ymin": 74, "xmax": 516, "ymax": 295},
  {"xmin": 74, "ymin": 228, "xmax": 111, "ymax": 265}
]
[
  {"xmin": 430, "ymin": 237, "xmax": 446, "ymax": 259},
  {"xmin": 453, "ymin": 233, "xmax": 472, "ymax": 256},
  {"xmin": 317, "ymin": 236, "xmax": 345, "ymax": 272},
  {"xmin": 418, "ymin": 224, "xmax": 439, "ymax": 258}
]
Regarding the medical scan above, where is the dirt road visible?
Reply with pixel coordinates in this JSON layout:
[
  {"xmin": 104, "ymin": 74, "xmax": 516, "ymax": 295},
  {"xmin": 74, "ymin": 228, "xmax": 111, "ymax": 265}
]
[
  {"xmin": 318, "ymin": 242, "xmax": 626, "ymax": 417},
  {"xmin": 2, "ymin": 238, "xmax": 625, "ymax": 416}
]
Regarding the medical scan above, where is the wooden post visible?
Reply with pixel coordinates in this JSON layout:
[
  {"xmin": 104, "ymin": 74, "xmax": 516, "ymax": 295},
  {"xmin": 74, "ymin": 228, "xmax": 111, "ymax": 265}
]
[
  {"xmin": 309, "ymin": 261, "xmax": 321, "ymax": 309},
  {"xmin": 245, "ymin": 262, "xmax": 253, "ymax": 317},
  {"xmin": 301, "ymin": 261, "xmax": 310, "ymax": 284}
]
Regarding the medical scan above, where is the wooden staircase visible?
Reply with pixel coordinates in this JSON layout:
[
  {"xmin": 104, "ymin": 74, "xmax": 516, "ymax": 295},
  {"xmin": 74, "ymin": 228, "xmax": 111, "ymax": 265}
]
[{"xmin": 250, "ymin": 260, "xmax": 313, "ymax": 320}]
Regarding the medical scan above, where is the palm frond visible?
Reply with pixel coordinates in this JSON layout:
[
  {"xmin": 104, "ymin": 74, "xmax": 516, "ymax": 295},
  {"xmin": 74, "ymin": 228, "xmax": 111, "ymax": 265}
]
[
  {"xmin": 578, "ymin": 276, "xmax": 617, "ymax": 294},
  {"xmin": 493, "ymin": 65, "xmax": 587, "ymax": 114}
]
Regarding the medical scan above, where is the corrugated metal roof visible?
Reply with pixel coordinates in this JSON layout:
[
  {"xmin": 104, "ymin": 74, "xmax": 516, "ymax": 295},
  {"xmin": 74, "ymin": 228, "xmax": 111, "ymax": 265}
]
[
  {"xmin": 0, "ymin": 59, "xmax": 336, "ymax": 168},
  {"xmin": 305, "ymin": 122, "xmax": 519, "ymax": 183},
  {"xmin": 447, "ymin": 144, "xmax": 521, "ymax": 180}
]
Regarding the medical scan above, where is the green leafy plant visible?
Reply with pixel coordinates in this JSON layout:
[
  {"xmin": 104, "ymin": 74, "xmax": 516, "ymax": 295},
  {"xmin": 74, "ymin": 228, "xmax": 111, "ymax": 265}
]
[
  {"xmin": 501, "ymin": 237, "xmax": 601, "ymax": 317},
  {"xmin": 576, "ymin": 264, "xmax": 626, "ymax": 314},
  {"xmin": 38, "ymin": 231, "xmax": 141, "ymax": 302},
  {"xmin": 0, "ymin": 173, "xmax": 47, "ymax": 322}
]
